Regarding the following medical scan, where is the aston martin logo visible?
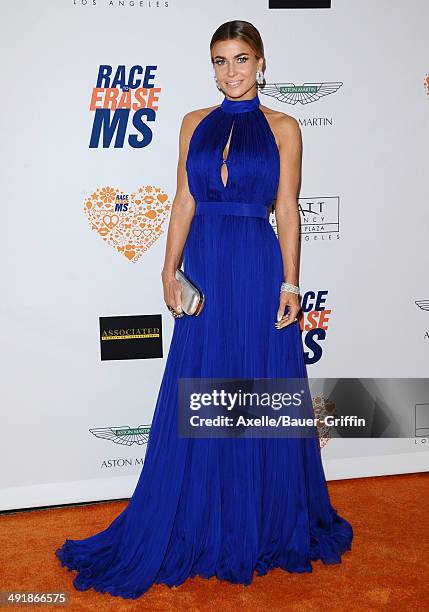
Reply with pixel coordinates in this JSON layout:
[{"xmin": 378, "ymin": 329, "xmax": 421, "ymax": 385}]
[
  {"xmin": 415, "ymin": 300, "xmax": 429, "ymax": 311},
  {"xmin": 260, "ymin": 82, "xmax": 343, "ymax": 105},
  {"xmin": 90, "ymin": 425, "xmax": 151, "ymax": 446}
]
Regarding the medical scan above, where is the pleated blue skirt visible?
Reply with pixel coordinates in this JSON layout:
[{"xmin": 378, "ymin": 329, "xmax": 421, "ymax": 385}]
[{"xmin": 56, "ymin": 205, "xmax": 353, "ymax": 599}]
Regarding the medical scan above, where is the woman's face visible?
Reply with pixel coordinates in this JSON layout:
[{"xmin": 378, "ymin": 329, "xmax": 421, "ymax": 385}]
[{"xmin": 211, "ymin": 38, "xmax": 263, "ymax": 99}]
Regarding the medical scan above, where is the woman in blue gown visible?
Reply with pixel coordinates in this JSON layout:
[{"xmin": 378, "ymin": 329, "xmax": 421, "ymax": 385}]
[{"xmin": 55, "ymin": 20, "xmax": 353, "ymax": 599}]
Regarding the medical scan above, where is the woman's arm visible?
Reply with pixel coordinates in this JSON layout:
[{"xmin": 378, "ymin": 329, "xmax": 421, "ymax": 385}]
[
  {"xmin": 274, "ymin": 115, "xmax": 303, "ymax": 329},
  {"xmin": 161, "ymin": 111, "xmax": 199, "ymax": 315}
]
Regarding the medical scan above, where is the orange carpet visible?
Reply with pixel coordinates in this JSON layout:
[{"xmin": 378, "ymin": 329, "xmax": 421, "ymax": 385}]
[{"xmin": 1, "ymin": 472, "xmax": 427, "ymax": 611}]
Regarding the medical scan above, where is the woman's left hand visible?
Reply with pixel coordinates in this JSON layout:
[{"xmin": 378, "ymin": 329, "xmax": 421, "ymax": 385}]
[{"xmin": 275, "ymin": 291, "xmax": 300, "ymax": 329}]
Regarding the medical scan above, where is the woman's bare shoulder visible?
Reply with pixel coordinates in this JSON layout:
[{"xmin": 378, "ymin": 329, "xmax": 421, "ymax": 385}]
[
  {"xmin": 180, "ymin": 103, "xmax": 220, "ymax": 138},
  {"xmin": 185, "ymin": 102, "xmax": 220, "ymax": 119},
  {"xmin": 260, "ymin": 103, "xmax": 301, "ymax": 148}
]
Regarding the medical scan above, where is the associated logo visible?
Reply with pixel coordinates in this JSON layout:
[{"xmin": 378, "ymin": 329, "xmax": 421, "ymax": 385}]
[
  {"xmin": 84, "ymin": 185, "xmax": 170, "ymax": 262},
  {"xmin": 89, "ymin": 65, "xmax": 160, "ymax": 148},
  {"xmin": 99, "ymin": 314, "xmax": 163, "ymax": 361},
  {"xmin": 90, "ymin": 425, "xmax": 152, "ymax": 446},
  {"xmin": 269, "ymin": 196, "xmax": 340, "ymax": 241},
  {"xmin": 260, "ymin": 81, "xmax": 342, "ymax": 105}
]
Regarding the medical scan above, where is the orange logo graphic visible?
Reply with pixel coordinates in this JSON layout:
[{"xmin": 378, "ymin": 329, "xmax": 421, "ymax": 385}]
[
  {"xmin": 84, "ymin": 185, "xmax": 170, "ymax": 262},
  {"xmin": 425, "ymin": 74, "xmax": 429, "ymax": 98}
]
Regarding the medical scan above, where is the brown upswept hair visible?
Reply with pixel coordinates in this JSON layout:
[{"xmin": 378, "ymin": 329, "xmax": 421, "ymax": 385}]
[{"xmin": 209, "ymin": 20, "xmax": 266, "ymax": 74}]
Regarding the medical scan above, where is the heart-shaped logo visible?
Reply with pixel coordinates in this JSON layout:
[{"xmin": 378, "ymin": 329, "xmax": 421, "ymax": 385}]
[{"xmin": 84, "ymin": 185, "xmax": 171, "ymax": 262}]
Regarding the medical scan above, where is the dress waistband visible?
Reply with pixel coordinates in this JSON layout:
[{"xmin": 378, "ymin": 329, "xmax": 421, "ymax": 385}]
[{"xmin": 195, "ymin": 201, "xmax": 269, "ymax": 219}]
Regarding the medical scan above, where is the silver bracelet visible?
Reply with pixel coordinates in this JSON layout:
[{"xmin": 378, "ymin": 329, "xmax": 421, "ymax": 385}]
[{"xmin": 280, "ymin": 282, "xmax": 300, "ymax": 294}]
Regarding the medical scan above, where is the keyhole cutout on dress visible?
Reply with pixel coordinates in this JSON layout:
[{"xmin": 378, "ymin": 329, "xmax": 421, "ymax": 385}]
[{"xmin": 220, "ymin": 120, "xmax": 235, "ymax": 189}]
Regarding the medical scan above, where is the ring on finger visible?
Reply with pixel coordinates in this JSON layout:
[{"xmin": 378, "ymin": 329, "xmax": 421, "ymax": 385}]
[{"xmin": 168, "ymin": 306, "xmax": 181, "ymax": 318}]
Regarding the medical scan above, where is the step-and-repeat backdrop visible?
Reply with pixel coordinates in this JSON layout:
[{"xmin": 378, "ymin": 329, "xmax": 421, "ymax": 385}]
[{"xmin": 2, "ymin": 0, "xmax": 428, "ymax": 510}]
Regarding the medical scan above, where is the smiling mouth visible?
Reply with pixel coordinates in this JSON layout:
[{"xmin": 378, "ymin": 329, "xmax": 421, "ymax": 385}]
[{"xmin": 226, "ymin": 80, "xmax": 242, "ymax": 86}]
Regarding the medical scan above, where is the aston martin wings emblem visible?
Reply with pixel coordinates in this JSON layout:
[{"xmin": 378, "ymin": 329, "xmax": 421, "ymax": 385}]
[
  {"xmin": 261, "ymin": 82, "xmax": 343, "ymax": 105},
  {"xmin": 415, "ymin": 300, "xmax": 429, "ymax": 311},
  {"xmin": 90, "ymin": 425, "xmax": 151, "ymax": 446}
]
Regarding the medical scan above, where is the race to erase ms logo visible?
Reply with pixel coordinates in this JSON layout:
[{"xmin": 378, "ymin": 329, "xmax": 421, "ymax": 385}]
[
  {"xmin": 298, "ymin": 290, "xmax": 331, "ymax": 366},
  {"xmin": 89, "ymin": 65, "xmax": 160, "ymax": 148}
]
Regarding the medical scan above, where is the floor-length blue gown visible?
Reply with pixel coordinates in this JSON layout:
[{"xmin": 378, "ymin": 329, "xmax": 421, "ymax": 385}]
[{"xmin": 55, "ymin": 93, "xmax": 353, "ymax": 599}]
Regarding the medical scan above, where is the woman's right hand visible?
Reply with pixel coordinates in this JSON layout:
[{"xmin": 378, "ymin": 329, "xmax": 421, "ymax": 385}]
[{"xmin": 161, "ymin": 271, "xmax": 183, "ymax": 318}]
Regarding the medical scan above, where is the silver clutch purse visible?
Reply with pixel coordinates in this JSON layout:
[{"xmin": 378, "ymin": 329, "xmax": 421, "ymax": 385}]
[{"xmin": 174, "ymin": 268, "xmax": 205, "ymax": 316}]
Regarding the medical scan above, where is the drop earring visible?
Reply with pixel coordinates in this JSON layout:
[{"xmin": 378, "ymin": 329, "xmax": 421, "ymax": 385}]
[
  {"xmin": 256, "ymin": 70, "xmax": 264, "ymax": 86},
  {"xmin": 214, "ymin": 74, "xmax": 222, "ymax": 91}
]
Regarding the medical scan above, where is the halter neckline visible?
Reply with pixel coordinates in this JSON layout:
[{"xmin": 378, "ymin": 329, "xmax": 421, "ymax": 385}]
[{"xmin": 220, "ymin": 93, "xmax": 260, "ymax": 114}]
